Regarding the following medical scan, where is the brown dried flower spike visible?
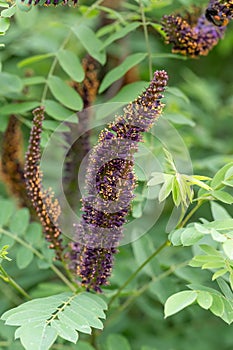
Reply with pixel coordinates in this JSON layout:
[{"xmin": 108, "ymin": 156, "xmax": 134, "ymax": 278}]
[
  {"xmin": 1, "ymin": 116, "xmax": 32, "ymax": 209},
  {"xmin": 24, "ymin": 106, "xmax": 64, "ymax": 259}
]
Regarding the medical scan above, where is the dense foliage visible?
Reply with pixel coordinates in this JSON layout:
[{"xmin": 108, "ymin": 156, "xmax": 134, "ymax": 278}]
[{"xmin": 0, "ymin": 0, "xmax": 233, "ymax": 349}]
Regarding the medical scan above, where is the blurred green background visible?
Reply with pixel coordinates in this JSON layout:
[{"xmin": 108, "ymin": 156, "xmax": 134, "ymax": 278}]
[{"xmin": 0, "ymin": 0, "xmax": 233, "ymax": 349}]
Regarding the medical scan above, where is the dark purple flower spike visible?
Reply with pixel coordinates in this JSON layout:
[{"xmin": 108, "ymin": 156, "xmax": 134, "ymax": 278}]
[
  {"xmin": 162, "ymin": 1, "xmax": 228, "ymax": 57},
  {"xmin": 69, "ymin": 70, "xmax": 169, "ymax": 292}
]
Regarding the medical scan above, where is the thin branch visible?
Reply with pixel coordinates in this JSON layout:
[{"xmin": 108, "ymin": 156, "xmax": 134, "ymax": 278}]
[
  {"xmin": 107, "ymin": 260, "xmax": 189, "ymax": 324},
  {"xmin": 108, "ymin": 239, "xmax": 170, "ymax": 307},
  {"xmin": 0, "ymin": 265, "xmax": 31, "ymax": 300},
  {"xmin": 41, "ymin": 32, "xmax": 72, "ymax": 104},
  {"xmin": 139, "ymin": 0, "xmax": 153, "ymax": 79},
  {"xmin": 178, "ymin": 200, "xmax": 204, "ymax": 228},
  {"xmin": 0, "ymin": 228, "xmax": 76, "ymax": 292}
]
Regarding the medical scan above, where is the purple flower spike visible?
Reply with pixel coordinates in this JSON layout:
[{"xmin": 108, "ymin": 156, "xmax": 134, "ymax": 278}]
[
  {"xmin": 69, "ymin": 70, "xmax": 168, "ymax": 292},
  {"xmin": 206, "ymin": 0, "xmax": 233, "ymax": 26},
  {"xmin": 161, "ymin": 1, "xmax": 228, "ymax": 57}
]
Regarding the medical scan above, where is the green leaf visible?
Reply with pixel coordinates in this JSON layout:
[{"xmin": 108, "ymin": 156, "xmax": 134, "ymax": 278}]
[
  {"xmin": 158, "ymin": 175, "xmax": 173, "ymax": 202},
  {"xmin": 212, "ymin": 269, "xmax": 228, "ymax": 281},
  {"xmin": 148, "ymin": 172, "xmax": 165, "ymax": 186},
  {"xmin": 106, "ymin": 334, "xmax": 131, "ymax": 350},
  {"xmin": 204, "ymin": 219, "xmax": 233, "ymax": 231},
  {"xmin": 169, "ymin": 228, "xmax": 183, "ymax": 246},
  {"xmin": 44, "ymin": 99, "xmax": 74, "ymax": 121},
  {"xmin": 223, "ymin": 240, "xmax": 233, "ymax": 260},
  {"xmin": 166, "ymin": 86, "xmax": 190, "ymax": 103},
  {"xmin": 0, "ymin": 199, "xmax": 14, "ymax": 227},
  {"xmin": 25, "ymin": 222, "xmax": 42, "ymax": 246},
  {"xmin": 194, "ymin": 222, "xmax": 210, "ymax": 235},
  {"xmin": 47, "ymin": 76, "xmax": 83, "ymax": 111},
  {"xmin": 0, "ymin": 101, "xmax": 39, "ymax": 115},
  {"xmin": 172, "ymin": 176, "xmax": 181, "ymax": 207},
  {"xmin": 95, "ymin": 81, "xmax": 149, "ymax": 120},
  {"xmin": 70, "ymin": 298, "xmax": 104, "ymax": 329},
  {"xmin": 152, "ymin": 53, "xmax": 187, "ymax": 60},
  {"xmin": 16, "ymin": 246, "xmax": 34, "ymax": 269},
  {"xmin": 217, "ymin": 278, "xmax": 233, "ymax": 299},
  {"xmin": 97, "ymin": 22, "xmax": 117, "ymax": 38},
  {"xmin": 183, "ymin": 175, "xmax": 212, "ymax": 191},
  {"xmin": 73, "ymin": 24, "xmax": 106, "ymax": 64},
  {"xmin": 0, "ymin": 72, "xmax": 23, "ymax": 95},
  {"xmin": 202, "ymin": 261, "xmax": 225, "ymax": 269},
  {"xmin": 210, "ymin": 294, "xmax": 224, "ymax": 317},
  {"xmin": 0, "ymin": 17, "xmax": 10, "ymax": 33},
  {"xmin": 58, "ymin": 309, "xmax": 92, "ymax": 335},
  {"xmin": 9, "ymin": 208, "xmax": 30, "ymax": 235},
  {"xmin": 211, "ymin": 162, "xmax": 233, "ymax": 189},
  {"xmin": 210, "ymin": 201, "xmax": 231, "ymax": 220},
  {"xmin": 196, "ymin": 255, "xmax": 223, "ymax": 263},
  {"xmin": 180, "ymin": 227, "xmax": 204, "ymax": 246},
  {"xmin": 0, "ymin": 2, "xmax": 10, "ymax": 8},
  {"xmin": 199, "ymin": 244, "xmax": 222, "ymax": 256},
  {"xmin": 211, "ymin": 190, "xmax": 233, "ymax": 204},
  {"xmin": 57, "ymin": 49, "xmax": 84, "ymax": 82},
  {"xmin": 221, "ymin": 298, "xmax": 233, "ymax": 324},
  {"xmin": 15, "ymin": 321, "xmax": 57, "ymax": 350},
  {"xmin": 18, "ymin": 53, "xmax": 54, "ymax": 68},
  {"xmin": 189, "ymin": 258, "xmax": 204, "ymax": 268},
  {"xmin": 230, "ymin": 273, "xmax": 233, "ymax": 291},
  {"xmin": 22, "ymin": 76, "xmax": 46, "ymax": 86},
  {"xmin": 225, "ymin": 166, "xmax": 233, "ymax": 180},
  {"xmin": 43, "ymin": 120, "xmax": 70, "ymax": 132},
  {"xmin": 222, "ymin": 179, "xmax": 233, "ymax": 188},
  {"xmin": 210, "ymin": 228, "xmax": 227, "ymax": 243},
  {"xmin": 197, "ymin": 291, "xmax": 213, "ymax": 310},
  {"xmin": 190, "ymin": 255, "xmax": 224, "ymax": 270},
  {"xmin": 99, "ymin": 53, "xmax": 147, "ymax": 93},
  {"xmin": 1, "ymin": 292, "xmax": 107, "ymax": 350},
  {"xmin": 1, "ymin": 5, "xmax": 16, "ymax": 17},
  {"xmin": 51, "ymin": 320, "xmax": 78, "ymax": 343},
  {"xmin": 74, "ymin": 293, "xmax": 107, "ymax": 319},
  {"xmin": 164, "ymin": 291, "xmax": 197, "ymax": 318},
  {"xmin": 166, "ymin": 113, "xmax": 195, "ymax": 127},
  {"xmin": 101, "ymin": 22, "xmax": 141, "ymax": 49}
]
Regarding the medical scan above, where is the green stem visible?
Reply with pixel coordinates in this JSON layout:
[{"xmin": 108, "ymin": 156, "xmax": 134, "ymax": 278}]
[
  {"xmin": 108, "ymin": 196, "xmax": 206, "ymax": 311},
  {"xmin": 0, "ymin": 228, "xmax": 76, "ymax": 292},
  {"xmin": 0, "ymin": 279, "xmax": 23, "ymax": 304},
  {"xmin": 139, "ymin": 0, "xmax": 153, "ymax": 79},
  {"xmin": 0, "ymin": 265, "xmax": 31, "ymax": 300},
  {"xmin": 178, "ymin": 200, "xmax": 204, "ymax": 228},
  {"xmin": 108, "ymin": 198, "xmax": 206, "ymax": 310},
  {"xmin": 108, "ymin": 239, "xmax": 170, "ymax": 307},
  {"xmin": 50, "ymin": 264, "xmax": 77, "ymax": 292},
  {"xmin": 41, "ymin": 32, "xmax": 72, "ymax": 104},
  {"xmin": 107, "ymin": 260, "xmax": 189, "ymax": 324}
]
